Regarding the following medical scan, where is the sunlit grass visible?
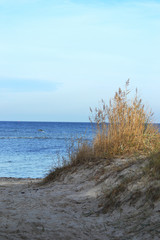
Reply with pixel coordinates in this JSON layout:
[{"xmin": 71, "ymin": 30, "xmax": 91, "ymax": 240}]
[
  {"xmin": 44, "ymin": 80, "xmax": 160, "ymax": 183},
  {"xmin": 90, "ymin": 80, "xmax": 160, "ymax": 158}
]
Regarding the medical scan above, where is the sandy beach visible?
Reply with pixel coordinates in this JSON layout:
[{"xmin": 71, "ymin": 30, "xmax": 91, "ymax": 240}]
[{"xmin": 0, "ymin": 158, "xmax": 160, "ymax": 240}]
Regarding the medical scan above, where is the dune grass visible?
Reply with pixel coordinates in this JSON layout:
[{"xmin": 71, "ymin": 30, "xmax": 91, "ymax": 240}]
[
  {"xmin": 90, "ymin": 80, "xmax": 160, "ymax": 158},
  {"xmin": 145, "ymin": 152, "xmax": 160, "ymax": 179},
  {"xmin": 44, "ymin": 80, "xmax": 160, "ymax": 183}
]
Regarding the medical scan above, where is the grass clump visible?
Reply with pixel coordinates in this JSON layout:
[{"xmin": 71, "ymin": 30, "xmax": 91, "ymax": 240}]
[
  {"xmin": 146, "ymin": 152, "xmax": 160, "ymax": 179},
  {"xmin": 44, "ymin": 80, "xmax": 160, "ymax": 183},
  {"xmin": 43, "ymin": 165, "xmax": 69, "ymax": 183},
  {"xmin": 43, "ymin": 138, "xmax": 95, "ymax": 184},
  {"xmin": 90, "ymin": 80, "xmax": 160, "ymax": 158},
  {"xmin": 69, "ymin": 141, "xmax": 95, "ymax": 165},
  {"xmin": 64, "ymin": 135, "xmax": 96, "ymax": 166}
]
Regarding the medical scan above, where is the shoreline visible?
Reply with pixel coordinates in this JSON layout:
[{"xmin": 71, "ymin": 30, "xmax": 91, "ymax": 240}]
[
  {"xmin": 0, "ymin": 177, "xmax": 41, "ymax": 185},
  {"xmin": 0, "ymin": 177, "xmax": 42, "ymax": 180}
]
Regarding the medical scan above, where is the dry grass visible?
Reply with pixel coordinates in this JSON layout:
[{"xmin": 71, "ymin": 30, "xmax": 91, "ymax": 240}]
[
  {"xmin": 44, "ymin": 80, "xmax": 160, "ymax": 183},
  {"xmin": 100, "ymin": 177, "xmax": 134, "ymax": 213},
  {"xmin": 65, "ymin": 136, "xmax": 96, "ymax": 165},
  {"xmin": 69, "ymin": 142, "xmax": 95, "ymax": 165},
  {"xmin": 43, "ymin": 165, "xmax": 70, "ymax": 183},
  {"xmin": 90, "ymin": 80, "xmax": 160, "ymax": 158},
  {"xmin": 43, "ymin": 139, "xmax": 96, "ymax": 184},
  {"xmin": 145, "ymin": 152, "xmax": 160, "ymax": 179}
]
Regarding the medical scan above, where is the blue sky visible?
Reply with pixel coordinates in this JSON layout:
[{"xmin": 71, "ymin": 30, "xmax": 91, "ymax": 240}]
[{"xmin": 0, "ymin": 0, "xmax": 160, "ymax": 122}]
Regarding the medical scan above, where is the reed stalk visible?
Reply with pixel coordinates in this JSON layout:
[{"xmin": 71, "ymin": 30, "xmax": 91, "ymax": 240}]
[{"xmin": 90, "ymin": 80, "xmax": 160, "ymax": 158}]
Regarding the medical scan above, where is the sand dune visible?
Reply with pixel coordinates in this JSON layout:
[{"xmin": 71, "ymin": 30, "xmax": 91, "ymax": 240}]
[{"xmin": 0, "ymin": 158, "xmax": 160, "ymax": 240}]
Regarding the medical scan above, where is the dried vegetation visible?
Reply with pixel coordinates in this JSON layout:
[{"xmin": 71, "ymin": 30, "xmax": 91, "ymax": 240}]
[
  {"xmin": 90, "ymin": 80, "xmax": 160, "ymax": 158},
  {"xmin": 44, "ymin": 80, "xmax": 160, "ymax": 184}
]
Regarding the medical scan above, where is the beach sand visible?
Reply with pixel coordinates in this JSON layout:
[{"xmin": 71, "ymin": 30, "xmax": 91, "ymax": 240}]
[{"xmin": 0, "ymin": 158, "xmax": 160, "ymax": 240}]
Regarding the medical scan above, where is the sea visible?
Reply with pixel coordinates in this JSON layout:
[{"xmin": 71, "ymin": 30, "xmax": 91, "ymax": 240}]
[
  {"xmin": 0, "ymin": 121, "xmax": 159, "ymax": 179},
  {"xmin": 0, "ymin": 121, "xmax": 96, "ymax": 178}
]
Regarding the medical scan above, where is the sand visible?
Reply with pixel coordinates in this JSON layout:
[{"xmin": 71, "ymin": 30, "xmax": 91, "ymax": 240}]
[{"xmin": 0, "ymin": 158, "xmax": 160, "ymax": 240}]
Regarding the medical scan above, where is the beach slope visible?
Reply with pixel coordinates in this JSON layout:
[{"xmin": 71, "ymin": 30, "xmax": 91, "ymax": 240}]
[{"xmin": 0, "ymin": 157, "xmax": 160, "ymax": 240}]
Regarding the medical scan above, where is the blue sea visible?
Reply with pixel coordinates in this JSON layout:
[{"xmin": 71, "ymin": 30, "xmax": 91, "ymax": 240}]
[
  {"xmin": 0, "ymin": 121, "xmax": 159, "ymax": 179},
  {"xmin": 0, "ymin": 121, "xmax": 95, "ymax": 178}
]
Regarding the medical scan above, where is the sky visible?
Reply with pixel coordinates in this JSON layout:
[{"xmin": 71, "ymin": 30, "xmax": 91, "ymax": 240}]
[{"xmin": 0, "ymin": 0, "xmax": 160, "ymax": 122}]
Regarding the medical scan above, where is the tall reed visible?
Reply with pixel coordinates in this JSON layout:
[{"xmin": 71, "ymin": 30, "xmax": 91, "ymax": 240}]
[
  {"xmin": 90, "ymin": 80, "xmax": 160, "ymax": 158},
  {"xmin": 44, "ymin": 81, "xmax": 160, "ymax": 183}
]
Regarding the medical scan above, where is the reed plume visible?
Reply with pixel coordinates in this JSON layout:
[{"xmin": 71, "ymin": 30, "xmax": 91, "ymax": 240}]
[{"xmin": 90, "ymin": 80, "xmax": 160, "ymax": 158}]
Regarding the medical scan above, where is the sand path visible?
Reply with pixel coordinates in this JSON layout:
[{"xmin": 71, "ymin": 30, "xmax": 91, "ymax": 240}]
[
  {"xmin": 0, "ymin": 159, "xmax": 160, "ymax": 240},
  {"xmin": 0, "ymin": 166, "xmax": 108, "ymax": 240}
]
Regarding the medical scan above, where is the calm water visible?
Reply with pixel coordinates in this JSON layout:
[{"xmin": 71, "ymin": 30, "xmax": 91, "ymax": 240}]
[
  {"xmin": 0, "ymin": 121, "xmax": 95, "ymax": 178},
  {"xmin": 0, "ymin": 121, "xmax": 159, "ymax": 178}
]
